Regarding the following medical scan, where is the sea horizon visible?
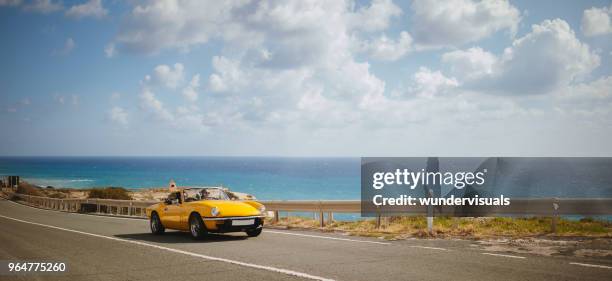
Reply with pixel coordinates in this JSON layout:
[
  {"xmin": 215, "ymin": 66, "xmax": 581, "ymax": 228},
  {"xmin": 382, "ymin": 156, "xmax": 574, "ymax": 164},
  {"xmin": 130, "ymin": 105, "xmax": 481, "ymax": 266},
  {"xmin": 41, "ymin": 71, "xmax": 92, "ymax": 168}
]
[{"xmin": 0, "ymin": 156, "xmax": 361, "ymax": 201}]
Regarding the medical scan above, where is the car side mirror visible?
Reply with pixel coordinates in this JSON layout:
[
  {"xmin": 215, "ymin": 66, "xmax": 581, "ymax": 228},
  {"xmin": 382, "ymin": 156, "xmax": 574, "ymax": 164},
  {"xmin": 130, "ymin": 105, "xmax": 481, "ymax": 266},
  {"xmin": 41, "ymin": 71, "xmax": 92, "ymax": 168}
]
[{"xmin": 164, "ymin": 198, "xmax": 172, "ymax": 205}]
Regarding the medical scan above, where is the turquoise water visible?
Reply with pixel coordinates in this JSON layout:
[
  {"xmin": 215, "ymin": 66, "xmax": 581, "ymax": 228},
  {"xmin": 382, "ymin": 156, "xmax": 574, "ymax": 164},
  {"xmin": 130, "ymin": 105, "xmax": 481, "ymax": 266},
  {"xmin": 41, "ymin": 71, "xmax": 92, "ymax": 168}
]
[{"xmin": 0, "ymin": 157, "xmax": 360, "ymax": 200}]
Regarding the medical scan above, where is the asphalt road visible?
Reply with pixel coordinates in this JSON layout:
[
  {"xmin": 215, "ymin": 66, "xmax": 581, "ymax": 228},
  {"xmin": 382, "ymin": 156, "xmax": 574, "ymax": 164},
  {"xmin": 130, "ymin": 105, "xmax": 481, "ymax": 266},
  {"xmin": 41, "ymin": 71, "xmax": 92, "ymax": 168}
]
[{"xmin": 0, "ymin": 199, "xmax": 610, "ymax": 281}]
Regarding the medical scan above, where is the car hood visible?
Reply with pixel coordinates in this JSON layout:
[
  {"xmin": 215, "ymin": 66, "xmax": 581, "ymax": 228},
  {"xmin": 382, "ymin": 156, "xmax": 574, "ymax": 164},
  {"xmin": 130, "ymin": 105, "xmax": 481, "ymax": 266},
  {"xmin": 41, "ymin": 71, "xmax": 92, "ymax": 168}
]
[{"xmin": 189, "ymin": 200, "xmax": 261, "ymax": 217}]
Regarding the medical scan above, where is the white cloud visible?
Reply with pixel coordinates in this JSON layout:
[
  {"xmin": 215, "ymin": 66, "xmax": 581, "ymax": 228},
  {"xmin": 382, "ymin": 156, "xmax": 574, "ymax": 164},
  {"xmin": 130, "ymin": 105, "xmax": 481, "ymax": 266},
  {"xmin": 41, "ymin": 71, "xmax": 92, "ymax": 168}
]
[
  {"xmin": 152, "ymin": 63, "xmax": 184, "ymax": 89},
  {"xmin": 104, "ymin": 43, "xmax": 115, "ymax": 58},
  {"xmin": 484, "ymin": 19, "xmax": 600, "ymax": 95},
  {"xmin": 55, "ymin": 37, "xmax": 75, "ymax": 56},
  {"xmin": 23, "ymin": 0, "xmax": 62, "ymax": 14},
  {"xmin": 557, "ymin": 75, "xmax": 612, "ymax": 101},
  {"xmin": 443, "ymin": 19, "xmax": 600, "ymax": 95},
  {"xmin": 408, "ymin": 67, "xmax": 459, "ymax": 98},
  {"xmin": 0, "ymin": 0, "xmax": 21, "ymax": 6},
  {"xmin": 108, "ymin": 106, "xmax": 128, "ymax": 127},
  {"xmin": 114, "ymin": 1, "xmax": 246, "ymax": 54},
  {"xmin": 348, "ymin": 0, "xmax": 402, "ymax": 32},
  {"xmin": 410, "ymin": 0, "xmax": 520, "ymax": 49},
  {"xmin": 208, "ymin": 56, "xmax": 242, "ymax": 93},
  {"xmin": 554, "ymin": 76, "xmax": 612, "ymax": 118},
  {"xmin": 114, "ymin": 1, "xmax": 393, "ymax": 129},
  {"xmin": 182, "ymin": 74, "xmax": 200, "ymax": 102},
  {"xmin": 109, "ymin": 0, "xmax": 610, "ymax": 146},
  {"xmin": 65, "ymin": 0, "xmax": 107, "ymax": 19},
  {"xmin": 442, "ymin": 47, "xmax": 497, "ymax": 80},
  {"xmin": 139, "ymin": 88, "xmax": 173, "ymax": 121},
  {"xmin": 362, "ymin": 31, "xmax": 412, "ymax": 61},
  {"xmin": 581, "ymin": 5, "xmax": 612, "ymax": 37}
]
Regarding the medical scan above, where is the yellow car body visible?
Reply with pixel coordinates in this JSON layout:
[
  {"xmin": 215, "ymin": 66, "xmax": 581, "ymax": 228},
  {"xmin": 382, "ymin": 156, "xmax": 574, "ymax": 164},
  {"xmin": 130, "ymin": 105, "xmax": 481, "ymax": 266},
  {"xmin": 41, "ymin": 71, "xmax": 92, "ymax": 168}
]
[{"xmin": 146, "ymin": 187, "xmax": 265, "ymax": 239}]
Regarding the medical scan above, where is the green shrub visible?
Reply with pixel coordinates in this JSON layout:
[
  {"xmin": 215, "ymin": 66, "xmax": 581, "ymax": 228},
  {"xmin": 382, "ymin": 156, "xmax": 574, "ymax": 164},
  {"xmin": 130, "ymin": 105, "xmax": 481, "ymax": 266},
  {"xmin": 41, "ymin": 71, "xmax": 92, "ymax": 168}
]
[{"xmin": 87, "ymin": 187, "xmax": 132, "ymax": 200}]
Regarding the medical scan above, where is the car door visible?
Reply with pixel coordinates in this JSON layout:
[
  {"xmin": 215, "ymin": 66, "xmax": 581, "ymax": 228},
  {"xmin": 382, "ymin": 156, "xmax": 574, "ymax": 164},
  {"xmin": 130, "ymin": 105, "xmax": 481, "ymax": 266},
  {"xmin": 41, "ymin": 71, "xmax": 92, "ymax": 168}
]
[{"xmin": 161, "ymin": 192, "xmax": 183, "ymax": 229}]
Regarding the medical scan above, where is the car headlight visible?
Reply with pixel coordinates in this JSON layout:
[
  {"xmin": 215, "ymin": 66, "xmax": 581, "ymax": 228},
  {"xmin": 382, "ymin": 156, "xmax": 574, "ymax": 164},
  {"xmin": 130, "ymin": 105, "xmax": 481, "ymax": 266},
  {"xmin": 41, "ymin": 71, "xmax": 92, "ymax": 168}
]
[
  {"xmin": 211, "ymin": 207, "xmax": 219, "ymax": 217},
  {"xmin": 258, "ymin": 205, "xmax": 266, "ymax": 214}
]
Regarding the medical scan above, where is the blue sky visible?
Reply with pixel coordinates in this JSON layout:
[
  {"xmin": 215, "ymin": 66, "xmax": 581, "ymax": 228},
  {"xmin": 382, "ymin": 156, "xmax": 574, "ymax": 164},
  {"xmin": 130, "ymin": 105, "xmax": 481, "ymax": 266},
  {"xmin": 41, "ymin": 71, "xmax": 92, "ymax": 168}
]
[{"xmin": 1, "ymin": 0, "xmax": 611, "ymax": 156}]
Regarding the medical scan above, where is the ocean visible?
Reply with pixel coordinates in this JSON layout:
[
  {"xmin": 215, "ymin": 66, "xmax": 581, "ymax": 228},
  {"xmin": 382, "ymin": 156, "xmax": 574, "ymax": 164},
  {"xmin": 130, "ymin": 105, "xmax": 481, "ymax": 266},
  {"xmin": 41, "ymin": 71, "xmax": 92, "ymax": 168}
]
[{"xmin": 0, "ymin": 157, "xmax": 361, "ymax": 200}]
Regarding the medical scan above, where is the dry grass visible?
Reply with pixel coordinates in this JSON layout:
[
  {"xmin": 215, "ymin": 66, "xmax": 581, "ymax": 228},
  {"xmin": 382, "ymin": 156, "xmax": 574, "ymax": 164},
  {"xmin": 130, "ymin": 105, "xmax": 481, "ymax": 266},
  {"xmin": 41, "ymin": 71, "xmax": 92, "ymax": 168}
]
[{"xmin": 265, "ymin": 215, "xmax": 612, "ymax": 240}]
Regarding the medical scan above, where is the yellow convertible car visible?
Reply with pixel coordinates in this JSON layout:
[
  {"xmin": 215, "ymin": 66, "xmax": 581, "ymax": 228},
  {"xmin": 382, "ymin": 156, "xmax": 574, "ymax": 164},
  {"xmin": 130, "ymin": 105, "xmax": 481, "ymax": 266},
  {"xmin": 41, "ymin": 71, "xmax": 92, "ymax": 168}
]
[{"xmin": 146, "ymin": 187, "xmax": 265, "ymax": 239}]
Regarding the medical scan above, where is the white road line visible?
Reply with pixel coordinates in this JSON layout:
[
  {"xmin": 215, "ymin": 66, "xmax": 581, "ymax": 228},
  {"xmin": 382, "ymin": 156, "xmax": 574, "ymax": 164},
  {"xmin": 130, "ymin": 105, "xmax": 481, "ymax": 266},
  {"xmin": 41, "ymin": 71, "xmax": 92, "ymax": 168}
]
[
  {"xmin": 569, "ymin": 262, "xmax": 612, "ymax": 269},
  {"xmin": 265, "ymin": 230, "xmax": 391, "ymax": 245},
  {"xmin": 0, "ymin": 214, "xmax": 334, "ymax": 281},
  {"xmin": 482, "ymin": 253, "xmax": 526, "ymax": 259},
  {"xmin": 409, "ymin": 245, "xmax": 447, "ymax": 251}
]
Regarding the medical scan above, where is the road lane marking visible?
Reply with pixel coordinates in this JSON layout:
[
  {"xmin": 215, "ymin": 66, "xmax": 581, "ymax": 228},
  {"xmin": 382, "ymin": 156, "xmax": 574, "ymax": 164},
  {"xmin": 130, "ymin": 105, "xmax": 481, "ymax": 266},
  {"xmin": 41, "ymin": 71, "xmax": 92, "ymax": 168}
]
[
  {"xmin": 569, "ymin": 262, "xmax": 612, "ymax": 269},
  {"xmin": 0, "ymin": 215, "xmax": 335, "ymax": 281},
  {"xmin": 409, "ymin": 245, "xmax": 447, "ymax": 251},
  {"xmin": 266, "ymin": 230, "xmax": 391, "ymax": 245},
  {"xmin": 482, "ymin": 253, "xmax": 526, "ymax": 259}
]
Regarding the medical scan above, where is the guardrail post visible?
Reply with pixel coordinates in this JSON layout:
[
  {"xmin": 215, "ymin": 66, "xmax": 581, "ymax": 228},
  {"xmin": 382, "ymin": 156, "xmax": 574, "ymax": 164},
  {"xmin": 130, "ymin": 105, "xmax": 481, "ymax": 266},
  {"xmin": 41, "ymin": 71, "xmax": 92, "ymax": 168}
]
[
  {"xmin": 327, "ymin": 212, "xmax": 333, "ymax": 224},
  {"xmin": 129, "ymin": 202, "xmax": 133, "ymax": 216},
  {"xmin": 376, "ymin": 206, "xmax": 381, "ymax": 229},
  {"xmin": 551, "ymin": 198, "xmax": 559, "ymax": 233},
  {"xmin": 319, "ymin": 211, "xmax": 324, "ymax": 227},
  {"xmin": 317, "ymin": 201, "xmax": 325, "ymax": 227}
]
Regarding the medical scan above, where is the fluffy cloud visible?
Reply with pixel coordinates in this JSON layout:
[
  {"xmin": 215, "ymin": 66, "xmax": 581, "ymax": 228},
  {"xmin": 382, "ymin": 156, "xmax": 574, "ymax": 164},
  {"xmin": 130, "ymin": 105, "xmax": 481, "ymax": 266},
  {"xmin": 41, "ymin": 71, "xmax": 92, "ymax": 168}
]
[
  {"xmin": 348, "ymin": 0, "xmax": 402, "ymax": 32},
  {"xmin": 23, "ymin": 0, "xmax": 62, "ymax": 14},
  {"xmin": 112, "ymin": 1, "xmax": 608, "ymax": 144},
  {"xmin": 182, "ymin": 74, "xmax": 200, "ymax": 102},
  {"xmin": 0, "ymin": 0, "xmax": 21, "ymax": 6},
  {"xmin": 108, "ymin": 106, "xmax": 128, "ymax": 127},
  {"xmin": 65, "ymin": 0, "xmax": 107, "ymax": 19},
  {"xmin": 581, "ymin": 5, "xmax": 612, "ymax": 36},
  {"xmin": 362, "ymin": 31, "xmax": 412, "ymax": 61},
  {"xmin": 489, "ymin": 19, "xmax": 599, "ymax": 95},
  {"xmin": 444, "ymin": 19, "xmax": 600, "ymax": 95},
  {"xmin": 410, "ymin": 0, "xmax": 520, "ymax": 49},
  {"xmin": 139, "ymin": 88, "xmax": 173, "ymax": 121},
  {"xmin": 152, "ymin": 63, "xmax": 184, "ymax": 89},
  {"xmin": 114, "ymin": 1, "xmax": 245, "ymax": 54},
  {"xmin": 112, "ymin": 0, "xmax": 402, "ymax": 59},
  {"xmin": 407, "ymin": 67, "xmax": 459, "ymax": 98},
  {"xmin": 442, "ymin": 47, "xmax": 497, "ymax": 80}
]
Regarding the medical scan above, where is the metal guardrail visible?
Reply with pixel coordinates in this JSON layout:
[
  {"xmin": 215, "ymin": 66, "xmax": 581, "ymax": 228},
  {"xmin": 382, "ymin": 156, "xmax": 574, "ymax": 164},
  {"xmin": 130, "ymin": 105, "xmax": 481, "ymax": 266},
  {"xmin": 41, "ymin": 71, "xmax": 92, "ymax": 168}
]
[
  {"xmin": 5, "ymin": 192, "xmax": 612, "ymax": 232},
  {"xmin": 7, "ymin": 193, "xmax": 157, "ymax": 218}
]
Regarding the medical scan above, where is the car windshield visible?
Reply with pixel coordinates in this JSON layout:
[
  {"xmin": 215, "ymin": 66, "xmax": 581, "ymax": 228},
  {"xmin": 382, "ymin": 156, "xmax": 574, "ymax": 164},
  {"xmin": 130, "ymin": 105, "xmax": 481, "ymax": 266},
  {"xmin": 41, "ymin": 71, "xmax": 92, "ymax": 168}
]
[{"xmin": 184, "ymin": 188, "xmax": 230, "ymax": 201}]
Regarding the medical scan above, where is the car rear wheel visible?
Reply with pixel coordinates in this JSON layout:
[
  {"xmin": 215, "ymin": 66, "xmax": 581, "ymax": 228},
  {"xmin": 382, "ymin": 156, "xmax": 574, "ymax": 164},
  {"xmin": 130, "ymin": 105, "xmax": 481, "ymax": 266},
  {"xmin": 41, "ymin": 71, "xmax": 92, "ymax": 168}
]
[
  {"xmin": 150, "ymin": 212, "xmax": 165, "ymax": 235},
  {"xmin": 189, "ymin": 213, "xmax": 207, "ymax": 240},
  {"xmin": 246, "ymin": 228, "xmax": 262, "ymax": 237}
]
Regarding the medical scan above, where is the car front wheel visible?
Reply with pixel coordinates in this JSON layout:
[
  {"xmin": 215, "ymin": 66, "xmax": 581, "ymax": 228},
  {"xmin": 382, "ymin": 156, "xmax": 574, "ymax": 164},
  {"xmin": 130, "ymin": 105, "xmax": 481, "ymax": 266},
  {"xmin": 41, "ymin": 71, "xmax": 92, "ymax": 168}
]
[
  {"xmin": 189, "ymin": 213, "xmax": 207, "ymax": 240},
  {"xmin": 246, "ymin": 228, "xmax": 262, "ymax": 237},
  {"xmin": 150, "ymin": 212, "xmax": 165, "ymax": 235}
]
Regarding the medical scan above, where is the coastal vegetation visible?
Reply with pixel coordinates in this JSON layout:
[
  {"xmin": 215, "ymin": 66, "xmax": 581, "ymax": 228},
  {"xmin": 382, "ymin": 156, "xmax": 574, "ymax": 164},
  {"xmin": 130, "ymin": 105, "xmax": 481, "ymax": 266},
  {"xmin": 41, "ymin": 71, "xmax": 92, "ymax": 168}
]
[
  {"xmin": 266, "ymin": 216, "xmax": 612, "ymax": 239},
  {"xmin": 87, "ymin": 187, "xmax": 132, "ymax": 200}
]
